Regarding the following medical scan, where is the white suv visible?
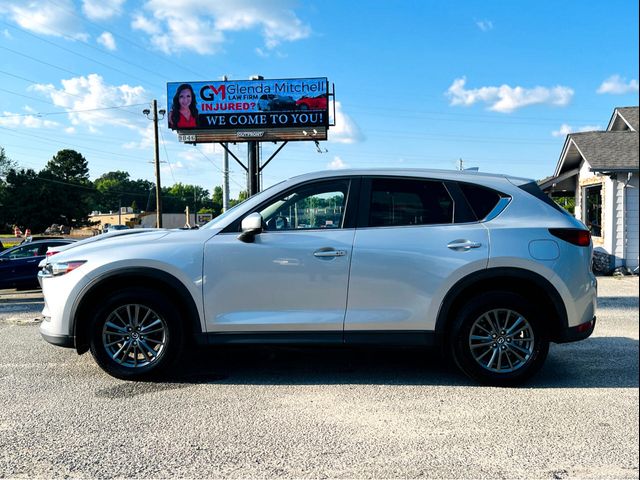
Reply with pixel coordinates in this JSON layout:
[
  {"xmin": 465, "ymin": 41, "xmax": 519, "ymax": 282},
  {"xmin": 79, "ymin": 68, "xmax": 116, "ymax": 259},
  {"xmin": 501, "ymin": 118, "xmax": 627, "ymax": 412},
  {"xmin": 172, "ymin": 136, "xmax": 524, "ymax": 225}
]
[{"xmin": 38, "ymin": 169, "xmax": 597, "ymax": 385}]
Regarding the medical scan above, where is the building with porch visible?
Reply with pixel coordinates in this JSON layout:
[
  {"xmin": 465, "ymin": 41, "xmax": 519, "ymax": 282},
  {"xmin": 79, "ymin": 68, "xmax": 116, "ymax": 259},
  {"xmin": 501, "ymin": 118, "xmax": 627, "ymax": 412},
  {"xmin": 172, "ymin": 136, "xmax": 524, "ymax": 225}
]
[{"xmin": 540, "ymin": 106, "xmax": 638, "ymax": 273}]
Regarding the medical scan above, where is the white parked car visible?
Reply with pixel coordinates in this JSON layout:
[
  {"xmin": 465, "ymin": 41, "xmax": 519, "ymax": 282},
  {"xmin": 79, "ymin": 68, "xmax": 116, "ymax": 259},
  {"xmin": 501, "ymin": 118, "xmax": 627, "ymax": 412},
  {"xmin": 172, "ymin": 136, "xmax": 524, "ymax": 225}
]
[{"xmin": 38, "ymin": 169, "xmax": 596, "ymax": 385}]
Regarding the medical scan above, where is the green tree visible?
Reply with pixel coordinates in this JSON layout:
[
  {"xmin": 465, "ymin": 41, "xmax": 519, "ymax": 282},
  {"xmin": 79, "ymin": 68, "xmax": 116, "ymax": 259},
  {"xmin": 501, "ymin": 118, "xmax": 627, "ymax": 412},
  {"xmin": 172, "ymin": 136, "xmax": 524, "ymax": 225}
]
[
  {"xmin": 1, "ymin": 168, "xmax": 54, "ymax": 232},
  {"xmin": 41, "ymin": 149, "xmax": 93, "ymax": 227},
  {"xmin": 0, "ymin": 147, "xmax": 16, "ymax": 231}
]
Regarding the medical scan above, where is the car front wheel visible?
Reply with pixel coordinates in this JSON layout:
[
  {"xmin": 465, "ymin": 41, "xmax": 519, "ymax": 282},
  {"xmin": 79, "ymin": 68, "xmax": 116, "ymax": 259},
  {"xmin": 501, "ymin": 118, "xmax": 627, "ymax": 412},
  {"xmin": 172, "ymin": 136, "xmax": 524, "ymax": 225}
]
[
  {"xmin": 450, "ymin": 292, "xmax": 549, "ymax": 386},
  {"xmin": 88, "ymin": 288, "xmax": 184, "ymax": 380}
]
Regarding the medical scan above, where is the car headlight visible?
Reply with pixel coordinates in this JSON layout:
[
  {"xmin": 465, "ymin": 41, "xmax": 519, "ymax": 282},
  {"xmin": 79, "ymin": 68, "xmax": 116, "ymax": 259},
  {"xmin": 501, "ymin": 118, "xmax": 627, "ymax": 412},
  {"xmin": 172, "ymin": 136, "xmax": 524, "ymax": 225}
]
[{"xmin": 41, "ymin": 261, "xmax": 86, "ymax": 277}]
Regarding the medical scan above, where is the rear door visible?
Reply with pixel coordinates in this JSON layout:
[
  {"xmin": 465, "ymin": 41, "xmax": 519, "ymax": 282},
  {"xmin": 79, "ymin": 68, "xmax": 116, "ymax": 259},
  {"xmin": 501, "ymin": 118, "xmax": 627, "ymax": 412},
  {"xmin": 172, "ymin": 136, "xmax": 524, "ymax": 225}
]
[{"xmin": 345, "ymin": 176, "xmax": 490, "ymax": 334}]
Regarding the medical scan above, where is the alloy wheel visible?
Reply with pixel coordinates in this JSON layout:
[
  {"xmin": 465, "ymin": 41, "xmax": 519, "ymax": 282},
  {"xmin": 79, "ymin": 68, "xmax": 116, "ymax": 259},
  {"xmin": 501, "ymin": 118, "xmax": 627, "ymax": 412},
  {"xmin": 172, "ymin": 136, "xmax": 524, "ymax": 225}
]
[
  {"xmin": 468, "ymin": 308, "xmax": 535, "ymax": 373},
  {"xmin": 102, "ymin": 303, "xmax": 167, "ymax": 368}
]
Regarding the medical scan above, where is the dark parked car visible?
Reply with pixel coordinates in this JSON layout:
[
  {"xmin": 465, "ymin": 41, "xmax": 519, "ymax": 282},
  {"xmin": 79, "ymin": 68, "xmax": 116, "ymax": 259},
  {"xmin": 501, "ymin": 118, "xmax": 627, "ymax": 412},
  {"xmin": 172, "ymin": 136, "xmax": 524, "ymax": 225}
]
[
  {"xmin": 257, "ymin": 94, "xmax": 297, "ymax": 112},
  {"xmin": 0, "ymin": 239, "xmax": 76, "ymax": 290}
]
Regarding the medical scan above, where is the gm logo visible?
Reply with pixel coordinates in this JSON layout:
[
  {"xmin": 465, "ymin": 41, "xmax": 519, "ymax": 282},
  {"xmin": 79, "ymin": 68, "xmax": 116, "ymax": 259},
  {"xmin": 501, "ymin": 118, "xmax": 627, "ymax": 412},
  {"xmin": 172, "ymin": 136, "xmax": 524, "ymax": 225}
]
[{"xmin": 200, "ymin": 84, "xmax": 226, "ymax": 101}]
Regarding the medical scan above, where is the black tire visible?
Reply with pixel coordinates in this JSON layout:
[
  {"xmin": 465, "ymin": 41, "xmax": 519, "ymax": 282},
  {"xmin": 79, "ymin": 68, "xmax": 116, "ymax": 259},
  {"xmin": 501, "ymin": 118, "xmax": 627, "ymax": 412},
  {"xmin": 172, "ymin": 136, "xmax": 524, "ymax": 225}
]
[
  {"xmin": 88, "ymin": 288, "xmax": 184, "ymax": 380},
  {"xmin": 449, "ymin": 291, "xmax": 549, "ymax": 386}
]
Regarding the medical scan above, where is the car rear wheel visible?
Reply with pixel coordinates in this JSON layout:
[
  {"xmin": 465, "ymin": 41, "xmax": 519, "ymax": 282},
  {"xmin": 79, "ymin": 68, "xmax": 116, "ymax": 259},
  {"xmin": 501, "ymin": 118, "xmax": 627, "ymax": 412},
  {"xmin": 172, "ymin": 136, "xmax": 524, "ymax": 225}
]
[
  {"xmin": 88, "ymin": 288, "xmax": 184, "ymax": 379},
  {"xmin": 450, "ymin": 292, "xmax": 549, "ymax": 386}
]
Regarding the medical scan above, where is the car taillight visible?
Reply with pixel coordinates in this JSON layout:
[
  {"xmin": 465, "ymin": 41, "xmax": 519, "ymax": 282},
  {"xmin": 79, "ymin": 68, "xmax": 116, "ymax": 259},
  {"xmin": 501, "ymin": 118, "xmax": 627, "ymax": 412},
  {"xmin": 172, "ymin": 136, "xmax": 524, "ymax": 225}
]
[
  {"xmin": 549, "ymin": 228, "xmax": 591, "ymax": 247},
  {"xmin": 46, "ymin": 250, "xmax": 60, "ymax": 257}
]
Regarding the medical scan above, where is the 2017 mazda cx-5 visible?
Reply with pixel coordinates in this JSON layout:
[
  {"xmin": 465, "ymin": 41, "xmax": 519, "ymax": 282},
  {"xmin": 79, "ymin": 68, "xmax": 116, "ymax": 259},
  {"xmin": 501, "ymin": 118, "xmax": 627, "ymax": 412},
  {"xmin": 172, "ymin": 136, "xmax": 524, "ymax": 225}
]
[{"xmin": 38, "ymin": 169, "xmax": 596, "ymax": 385}]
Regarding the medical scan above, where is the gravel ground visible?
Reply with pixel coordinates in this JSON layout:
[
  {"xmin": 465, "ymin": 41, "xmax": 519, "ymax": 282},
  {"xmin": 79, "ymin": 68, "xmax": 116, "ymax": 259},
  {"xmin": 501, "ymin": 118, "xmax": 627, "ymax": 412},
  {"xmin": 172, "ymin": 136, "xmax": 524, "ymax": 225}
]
[{"xmin": 0, "ymin": 276, "xmax": 638, "ymax": 479}]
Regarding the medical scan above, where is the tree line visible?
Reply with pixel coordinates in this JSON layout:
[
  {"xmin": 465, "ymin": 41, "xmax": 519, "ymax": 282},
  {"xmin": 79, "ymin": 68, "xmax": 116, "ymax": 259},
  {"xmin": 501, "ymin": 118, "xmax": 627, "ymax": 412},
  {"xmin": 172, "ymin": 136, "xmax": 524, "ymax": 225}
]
[{"xmin": 0, "ymin": 147, "xmax": 247, "ymax": 233}]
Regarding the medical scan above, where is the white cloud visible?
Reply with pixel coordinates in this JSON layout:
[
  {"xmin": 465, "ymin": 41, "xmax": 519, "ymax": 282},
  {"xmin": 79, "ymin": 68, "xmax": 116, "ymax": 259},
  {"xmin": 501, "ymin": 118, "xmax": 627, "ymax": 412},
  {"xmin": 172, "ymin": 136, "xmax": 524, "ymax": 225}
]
[
  {"xmin": 0, "ymin": 0, "xmax": 88, "ymax": 40},
  {"xmin": 2, "ymin": 29, "xmax": 11, "ymax": 39},
  {"xmin": 31, "ymin": 74, "xmax": 148, "ymax": 131},
  {"xmin": 329, "ymin": 101, "xmax": 364, "ymax": 144},
  {"xmin": 552, "ymin": 123, "xmax": 601, "ymax": 137},
  {"xmin": 446, "ymin": 77, "xmax": 574, "ymax": 113},
  {"xmin": 131, "ymin": 0, "xmax": 311, "ymax": 54},
  {"xmin": 131, "ymin": 13, "xmax": 161, "ymax": 35},
  {"xmin": 476, "ymin": 20, "xmax": 493, "ymax": 32},
  {"xmin": 82, "ymin": 0, "xmax": 125, "ymax": 20},
  {"xmin": 597, "ymin": 75, "xmax": 639, "ymax": 95},
  {"xmin": 0, "ymin": 112, "xmax": 59, "ymax": 128},
  {"xmin": 327, "ymin": 156, "xmax": 348, "ymax": 170},
  {"xmin": 97, "ymin": 31, "xmax": 117, "ymax": 51}
]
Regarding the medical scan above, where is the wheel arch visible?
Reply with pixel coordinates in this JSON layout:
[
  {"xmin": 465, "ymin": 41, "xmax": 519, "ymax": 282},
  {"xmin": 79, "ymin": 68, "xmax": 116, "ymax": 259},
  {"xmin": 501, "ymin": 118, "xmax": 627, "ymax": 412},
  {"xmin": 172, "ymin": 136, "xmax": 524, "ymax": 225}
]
[
  {"xmin": 72, "ymin": 267, "xmax": 202, "ymax": 354},
  {"xmin": 435, "ymin": 267, "xmax": 568, "ymax": 344}
]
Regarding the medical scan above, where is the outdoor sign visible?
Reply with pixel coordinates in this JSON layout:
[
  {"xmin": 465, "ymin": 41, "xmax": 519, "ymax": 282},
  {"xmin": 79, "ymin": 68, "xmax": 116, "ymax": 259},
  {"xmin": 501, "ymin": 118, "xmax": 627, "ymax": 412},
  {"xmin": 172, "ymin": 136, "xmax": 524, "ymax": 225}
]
[{"xmin": 166, "ymin": 77, "xmax": 330, "ymax": 143}]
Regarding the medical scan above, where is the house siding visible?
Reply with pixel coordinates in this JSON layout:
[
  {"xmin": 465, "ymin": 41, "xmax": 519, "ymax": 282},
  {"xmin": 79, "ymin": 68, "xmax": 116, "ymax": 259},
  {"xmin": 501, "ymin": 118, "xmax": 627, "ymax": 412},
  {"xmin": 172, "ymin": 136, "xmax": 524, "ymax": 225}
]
[{"xmin": 624, "ymin": 173, "xmax": 639, "ymax": 270}]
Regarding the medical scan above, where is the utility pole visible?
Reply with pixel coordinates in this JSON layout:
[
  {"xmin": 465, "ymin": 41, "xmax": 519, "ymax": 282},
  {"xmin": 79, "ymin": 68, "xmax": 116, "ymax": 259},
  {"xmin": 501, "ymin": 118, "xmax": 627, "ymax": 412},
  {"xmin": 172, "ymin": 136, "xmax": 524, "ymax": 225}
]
[
  {"xmin": 144, "ymin": 100, "xmax": 166, "ymax": 228},
  {"xmin": 152, "ymin": 100, "xmax": 163, "ymax": 228}
]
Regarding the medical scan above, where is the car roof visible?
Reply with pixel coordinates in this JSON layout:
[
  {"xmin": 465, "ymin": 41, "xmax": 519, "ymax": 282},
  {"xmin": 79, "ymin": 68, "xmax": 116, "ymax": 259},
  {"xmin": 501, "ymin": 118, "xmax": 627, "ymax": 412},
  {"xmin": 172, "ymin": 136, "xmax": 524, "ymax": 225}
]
[
  {"xmin": 0, "ymin": 239, "xmax": 75, "ymax": 255},
  {"xmin": 285, "ymin": 168, "xmax": 533, "ymax": 185}
]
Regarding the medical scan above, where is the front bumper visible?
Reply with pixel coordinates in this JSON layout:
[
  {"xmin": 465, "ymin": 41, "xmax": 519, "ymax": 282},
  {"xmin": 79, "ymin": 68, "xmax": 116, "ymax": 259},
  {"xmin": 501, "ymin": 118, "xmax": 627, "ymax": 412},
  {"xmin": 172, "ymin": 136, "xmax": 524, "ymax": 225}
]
[{"xmin": 40, "ymin": 330, "xmax": 75, "ymax": 348}]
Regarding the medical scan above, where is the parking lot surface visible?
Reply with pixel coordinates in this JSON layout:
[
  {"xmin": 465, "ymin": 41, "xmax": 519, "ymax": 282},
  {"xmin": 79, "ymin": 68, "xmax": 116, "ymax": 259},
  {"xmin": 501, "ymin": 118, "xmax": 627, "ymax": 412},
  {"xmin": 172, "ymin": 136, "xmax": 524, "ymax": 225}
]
[{"xmin": 0, "ymin": 276, "xmax": 638, "ymax": 479}]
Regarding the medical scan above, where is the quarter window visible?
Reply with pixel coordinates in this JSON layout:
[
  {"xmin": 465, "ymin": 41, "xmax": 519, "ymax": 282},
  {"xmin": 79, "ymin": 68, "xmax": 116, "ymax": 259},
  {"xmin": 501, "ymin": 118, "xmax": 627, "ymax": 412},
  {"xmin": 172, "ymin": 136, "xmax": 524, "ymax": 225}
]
[
  {"xmin": 458, "ymin": 183, "xmax": 502, "ymax": 220},
  {"xmin": 368, "ymin": 178, "xmax": 453, "ymax": 227}
]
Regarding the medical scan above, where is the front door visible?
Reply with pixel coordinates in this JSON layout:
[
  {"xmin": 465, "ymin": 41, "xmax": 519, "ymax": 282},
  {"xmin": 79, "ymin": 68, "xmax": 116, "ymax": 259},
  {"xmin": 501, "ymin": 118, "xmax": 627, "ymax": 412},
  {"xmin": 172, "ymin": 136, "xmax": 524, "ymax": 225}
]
[{"xmin": 203, "ymin": 179, "xmax": 356, "ymax": 333}]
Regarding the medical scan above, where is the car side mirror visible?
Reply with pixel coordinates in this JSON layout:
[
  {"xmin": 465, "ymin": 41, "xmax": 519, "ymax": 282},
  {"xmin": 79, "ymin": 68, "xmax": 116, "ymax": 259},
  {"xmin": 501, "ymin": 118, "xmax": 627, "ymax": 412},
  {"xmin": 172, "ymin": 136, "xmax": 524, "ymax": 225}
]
[{"xmin": 237, "ymin": 212, "xmax": 263, "ymax": 243}]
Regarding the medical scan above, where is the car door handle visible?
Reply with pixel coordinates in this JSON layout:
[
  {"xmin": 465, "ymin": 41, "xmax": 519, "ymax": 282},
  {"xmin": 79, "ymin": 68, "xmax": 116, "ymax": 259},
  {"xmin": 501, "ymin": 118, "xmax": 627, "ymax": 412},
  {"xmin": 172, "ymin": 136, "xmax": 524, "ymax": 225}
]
[
  {"xmin": 313, "ymin": 248, "xmax": 347, "ymax": 258},
  {"xmin": 447, "ymin": 240, "xmax": 482, "ymax": 251}
]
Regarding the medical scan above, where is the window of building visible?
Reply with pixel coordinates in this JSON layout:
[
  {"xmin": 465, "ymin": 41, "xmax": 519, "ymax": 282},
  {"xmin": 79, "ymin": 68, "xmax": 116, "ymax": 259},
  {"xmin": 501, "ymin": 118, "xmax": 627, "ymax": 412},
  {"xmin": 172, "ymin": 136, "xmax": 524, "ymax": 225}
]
[{"xmin": 584, "ymin": 184, "xmax": 602, "ymax": 237}]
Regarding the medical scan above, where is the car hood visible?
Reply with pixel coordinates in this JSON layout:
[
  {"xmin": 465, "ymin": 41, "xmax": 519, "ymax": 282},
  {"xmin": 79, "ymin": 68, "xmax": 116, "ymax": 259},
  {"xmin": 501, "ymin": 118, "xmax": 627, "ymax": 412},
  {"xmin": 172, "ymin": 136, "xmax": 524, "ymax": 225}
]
[{"xmin": 39, "ymin": 229, "xmax": 171, "ymax": 265}]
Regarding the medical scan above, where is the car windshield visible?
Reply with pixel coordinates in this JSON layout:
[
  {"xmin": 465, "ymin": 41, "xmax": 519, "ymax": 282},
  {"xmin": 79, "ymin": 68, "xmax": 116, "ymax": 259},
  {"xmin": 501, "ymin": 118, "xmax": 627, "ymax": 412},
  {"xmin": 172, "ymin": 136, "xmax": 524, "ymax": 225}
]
[{"xmin": 202, "ymin": 181, "xmax": 285, "ymax": 229}]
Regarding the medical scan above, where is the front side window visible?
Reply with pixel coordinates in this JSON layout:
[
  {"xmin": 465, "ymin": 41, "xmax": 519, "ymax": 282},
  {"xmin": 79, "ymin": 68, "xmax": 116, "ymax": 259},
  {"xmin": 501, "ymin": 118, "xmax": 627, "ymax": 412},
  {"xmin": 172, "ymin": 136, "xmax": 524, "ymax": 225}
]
[
  {"xmin": 260, "ymin": 180, "xmax": 349, "ymax": 231},
  {"xmin": 584, "ymin": 184, "xmax": 603, "ymax": 237},
  {"xmin": 368, "ymin": 178, "xmax": 453, "ymax": 227}
]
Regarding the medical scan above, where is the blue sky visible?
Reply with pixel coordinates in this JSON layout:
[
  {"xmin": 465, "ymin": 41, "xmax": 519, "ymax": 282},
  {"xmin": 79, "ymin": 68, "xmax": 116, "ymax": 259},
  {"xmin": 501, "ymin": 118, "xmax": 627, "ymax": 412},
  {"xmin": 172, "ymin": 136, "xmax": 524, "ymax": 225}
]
[{"xmin": 0, "ymin": 0, "xmax": 638, "ymax": 198}]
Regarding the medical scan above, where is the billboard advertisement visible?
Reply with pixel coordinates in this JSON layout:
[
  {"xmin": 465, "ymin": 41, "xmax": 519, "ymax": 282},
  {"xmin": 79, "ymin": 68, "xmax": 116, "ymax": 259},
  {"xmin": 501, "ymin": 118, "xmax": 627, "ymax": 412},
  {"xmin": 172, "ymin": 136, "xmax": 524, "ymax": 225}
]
[{"xmin": 166, "ymin": 78, "xmax": 329, "ymax": 138}]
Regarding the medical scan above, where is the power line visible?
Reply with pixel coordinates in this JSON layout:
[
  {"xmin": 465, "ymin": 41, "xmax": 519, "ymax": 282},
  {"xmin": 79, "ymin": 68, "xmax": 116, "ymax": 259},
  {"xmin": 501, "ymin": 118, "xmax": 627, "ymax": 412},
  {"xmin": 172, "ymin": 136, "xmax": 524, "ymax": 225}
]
[
  {"xmin": 46, "ymin": 0, "xmax": 206, "ymax": 80},
  {"xmin": 0, "ymin": 45, "xmax": 82, "ymax": 77},
  {"xmin": 0, "ymin": 126, "xmax": 155, "ymax": 163},
  {"xmin": 0, "ymin": 103, "xmax": 149, "ymax": 119},
  {"xmin": 2, "ymin": 21, "xmax": 169, "ymax": 85},
  {"xmin": 193, "ymin": 146, "xmax": 247, "ymax": 191},
  {"xmin": 0, "ymin": 70, "xmax": 86, "ymax": 100},
  {"xmin": 158, "ymin": 127, "xmax": 177, "ymax": 185},
  {"xmin": 0, "ymin": 21, "xmax": 158, "ymax": 89}
]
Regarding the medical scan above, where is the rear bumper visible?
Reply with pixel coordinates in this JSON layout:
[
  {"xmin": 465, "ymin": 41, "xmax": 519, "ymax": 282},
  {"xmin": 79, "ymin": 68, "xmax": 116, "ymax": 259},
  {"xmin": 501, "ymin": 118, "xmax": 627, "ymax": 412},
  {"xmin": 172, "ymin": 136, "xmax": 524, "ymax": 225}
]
[{"xmin": 555, "ymin": 316, "xmax": 596, "ymax": 343}]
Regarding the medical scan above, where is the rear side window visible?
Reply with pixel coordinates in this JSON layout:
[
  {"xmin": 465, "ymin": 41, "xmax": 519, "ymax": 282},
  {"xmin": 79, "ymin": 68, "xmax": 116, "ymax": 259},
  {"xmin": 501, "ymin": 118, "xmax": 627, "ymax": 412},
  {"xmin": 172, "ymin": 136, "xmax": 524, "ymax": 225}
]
[
  {"xmin": 458, "ymin": 183, "xmax": 501, "ymax": 220},
  {"xmin": 369, "ymin": 178, "xmax": 453, "ymax": 227}
]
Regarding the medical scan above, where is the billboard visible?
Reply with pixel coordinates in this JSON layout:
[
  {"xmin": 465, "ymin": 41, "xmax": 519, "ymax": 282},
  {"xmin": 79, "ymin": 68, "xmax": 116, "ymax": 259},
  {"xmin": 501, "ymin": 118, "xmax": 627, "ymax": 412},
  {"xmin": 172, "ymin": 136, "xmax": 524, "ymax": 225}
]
[{"xmin": 167, "ymin": 77, "xmax": 330, "ymax": 142}]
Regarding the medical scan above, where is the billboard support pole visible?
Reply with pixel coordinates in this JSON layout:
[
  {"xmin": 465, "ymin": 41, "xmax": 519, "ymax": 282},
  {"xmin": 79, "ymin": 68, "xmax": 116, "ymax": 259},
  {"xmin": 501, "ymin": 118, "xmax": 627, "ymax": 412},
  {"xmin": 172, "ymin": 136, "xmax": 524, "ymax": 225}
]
[
  {"xmin": 248, "ymin": 141, "xmax": 260, "ymax": 196},
  {"xmin": 260, "ymin": 141, "xmax": 288, "ymax": 171}
]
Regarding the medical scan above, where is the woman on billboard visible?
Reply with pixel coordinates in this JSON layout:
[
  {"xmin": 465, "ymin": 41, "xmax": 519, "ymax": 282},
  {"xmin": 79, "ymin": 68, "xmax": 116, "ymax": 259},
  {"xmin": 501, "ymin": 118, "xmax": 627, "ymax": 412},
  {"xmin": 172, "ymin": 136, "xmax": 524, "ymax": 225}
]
[{"xmin": 169, "ymin": 84, "xmax": 198, "ymax": 129}]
